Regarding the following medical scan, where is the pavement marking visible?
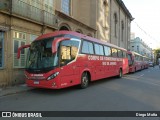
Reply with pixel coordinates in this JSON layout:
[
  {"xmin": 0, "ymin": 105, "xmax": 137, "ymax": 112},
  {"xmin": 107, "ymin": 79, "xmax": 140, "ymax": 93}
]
[
  {"xmin": 137, "ymin": 79, "xmax": 160, "ymax": 87},
  {"xmin": 123, "ymin": 75, "xmax": 139, "ymax": 80},
  {"xmin": 124, "ymin": 76, "xmax": 160, "ymax": 87},
  {"xmin": 124, "ymin": 72, "xmax": 160, "ymax": 88}
]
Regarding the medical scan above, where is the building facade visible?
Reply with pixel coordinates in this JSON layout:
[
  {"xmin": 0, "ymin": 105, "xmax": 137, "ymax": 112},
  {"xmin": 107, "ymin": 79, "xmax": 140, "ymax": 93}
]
[
  {"xmin": 0, "ymin": 0, "xmax": 132, "ymax": 87},
  {"xmin": 109, "ymin": 0, "xmax": 133, "ymax": 49},
  {"xmin": 0, "ymin": 0, "xmax": 57, "ymax": 87},
  {"xmin": 130, "ymin": 37, "xmax": 153, "ymax": 58},
  {"xmin": 96, "ymin": 0, "xmax": 133, "ymax": 50},
  {"xmin": 0, "ymin": 0, "xmax": 96, "ymax": 87}
]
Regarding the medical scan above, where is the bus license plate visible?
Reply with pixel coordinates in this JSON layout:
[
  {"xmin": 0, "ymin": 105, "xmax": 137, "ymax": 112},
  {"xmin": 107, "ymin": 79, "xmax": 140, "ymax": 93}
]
[{"xmin": 34, "ymin": 81, "xmax": 39, "ymax": 85}]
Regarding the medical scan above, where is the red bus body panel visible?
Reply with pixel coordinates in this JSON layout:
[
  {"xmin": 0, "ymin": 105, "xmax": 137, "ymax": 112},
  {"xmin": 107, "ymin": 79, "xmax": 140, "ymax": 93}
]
[
  {"xmin": 122, "ymin": 58, "xmax": 129, "ymax": 74},
  {"xmin": 26, "ymin": 55, "xmax": 125, "ymax": 89}
]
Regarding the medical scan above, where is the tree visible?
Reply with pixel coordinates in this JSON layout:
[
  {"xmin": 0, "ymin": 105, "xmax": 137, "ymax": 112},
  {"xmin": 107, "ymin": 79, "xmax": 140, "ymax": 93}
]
[{"xmin": 153, "ymin": 48, "xmax": 160, "ymax": 64}]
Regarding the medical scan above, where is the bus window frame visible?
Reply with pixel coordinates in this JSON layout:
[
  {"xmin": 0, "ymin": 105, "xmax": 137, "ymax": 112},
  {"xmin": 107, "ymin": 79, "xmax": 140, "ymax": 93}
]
[
  {"xmin": 81, "ymin": 39, "xmax": 95, "ymax": 55},
  {"xmin": 59, "ymin": 38, "xmax": 81, "ymax": 67},
  {"xmin": 104, "ymin": 45, "xmax": 112, "ymax": 57},
  {"xmin": 117, "ymin": 49, "xmax": 123, "ymax": 58},
  {"xmin": 94, "ymin": 43, "xmax": 105, "ymax": 56},
  {"xmin": 111, "ymin": 47, "xmax": 118, "ymax": 58}
]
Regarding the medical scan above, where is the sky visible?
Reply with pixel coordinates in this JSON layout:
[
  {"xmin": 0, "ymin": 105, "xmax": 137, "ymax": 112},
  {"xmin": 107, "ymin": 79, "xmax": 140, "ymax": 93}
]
[{"xmin": 122, "ymin": 0, "xmax": 160, "ymax": 49}]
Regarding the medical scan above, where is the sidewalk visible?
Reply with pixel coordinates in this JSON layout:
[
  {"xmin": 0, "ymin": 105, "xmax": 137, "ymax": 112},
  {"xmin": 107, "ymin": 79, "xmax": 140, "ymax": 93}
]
[{"xmin": 0, "ymin": 84, "xmax": 33, "ymax": 97}]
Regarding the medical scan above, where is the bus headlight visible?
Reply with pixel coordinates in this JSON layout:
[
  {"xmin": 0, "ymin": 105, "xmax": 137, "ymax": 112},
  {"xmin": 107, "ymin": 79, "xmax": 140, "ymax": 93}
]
[{"xmin": 47, "ymin": 72, "xmax": 59, "ymax": 80}]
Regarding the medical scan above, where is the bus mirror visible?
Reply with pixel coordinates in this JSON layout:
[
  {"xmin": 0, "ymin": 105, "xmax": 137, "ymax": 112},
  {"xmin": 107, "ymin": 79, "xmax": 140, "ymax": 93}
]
[
  {"xmin": 52, "ymin": 38, "xmax": 70, "ymax": 54},
  {"xmin": 17, "ymin": 44, "xmax": 31, "ymax": 59}
]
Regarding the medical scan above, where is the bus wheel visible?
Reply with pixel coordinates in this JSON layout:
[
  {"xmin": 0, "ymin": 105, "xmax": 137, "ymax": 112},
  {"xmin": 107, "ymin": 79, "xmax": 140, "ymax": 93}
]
[
  {"xmin": 80, "ymin": 72, "xmax": 89, "ymax": 89},
  {"xmin": 118, "ymin": 69, "xmax": 123, "ymax": 78}
]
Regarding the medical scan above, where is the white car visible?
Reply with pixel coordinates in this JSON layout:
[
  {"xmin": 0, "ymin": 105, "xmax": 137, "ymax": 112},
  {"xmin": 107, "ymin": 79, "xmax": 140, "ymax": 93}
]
[{"xmin": 148, "ymin": 62, "xmax": 154, "ymax": 67}]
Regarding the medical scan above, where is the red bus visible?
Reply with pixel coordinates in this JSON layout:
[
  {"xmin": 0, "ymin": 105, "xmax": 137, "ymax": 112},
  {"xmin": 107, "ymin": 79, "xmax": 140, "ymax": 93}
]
[
  {"xmin": 142, "ymin": 56, "xmax": 149, "ymax": 69},
  {"xmin": 18, "ymin": 31, "xmax": 128, "ymax": 89},
  {"xmin": 128, "ymin": 51, "xmax": 149, "ymax": 73}
]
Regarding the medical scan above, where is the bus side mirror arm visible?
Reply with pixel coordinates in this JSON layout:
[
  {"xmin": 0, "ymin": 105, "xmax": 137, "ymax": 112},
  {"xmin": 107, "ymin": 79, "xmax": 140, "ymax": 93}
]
[
  {"xmin": 17, "ymin": 44, "xmax": 31, "ymax": 59},
  {"xmin": 52, "ymin": 38, "xmax": 70, "ymax": 54}
]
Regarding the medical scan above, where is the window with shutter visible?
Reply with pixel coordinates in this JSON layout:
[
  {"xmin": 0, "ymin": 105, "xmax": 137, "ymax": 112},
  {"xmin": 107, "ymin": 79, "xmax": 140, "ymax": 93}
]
[
  {"xmin": 13, "ymin": 31, "xmax": 26, "ymax": 68},
  {"xmin": 0, "ymin": 32, "xmax": 4, "ymax": 68}
]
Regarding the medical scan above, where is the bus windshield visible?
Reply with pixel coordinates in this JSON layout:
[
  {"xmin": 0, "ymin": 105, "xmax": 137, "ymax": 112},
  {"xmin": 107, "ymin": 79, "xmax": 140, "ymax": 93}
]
[{"xmin": 26, "ymin": 37, "xmax": 59, "ymax": 71}]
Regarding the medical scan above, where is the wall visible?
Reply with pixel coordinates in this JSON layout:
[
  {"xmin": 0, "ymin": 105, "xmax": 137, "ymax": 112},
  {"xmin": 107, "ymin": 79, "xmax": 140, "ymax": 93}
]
[
  {"xmin": 96, "ymin": 0, "xmax": 109, "ymax": 42},
  {"xmin": 55, "ymin": 0, "xmax": 96, "ymax": 36},
  {"xmin": 110, "ymin": 0, "xmax": 131, "ymax": 49},
  {"xmin": 0, "ymin": 0, "xmax": 132, "ymax": 87},
  {"xmin": 0, "ymin": 0, "xmax": 96, "ymax": 87},
  {"xmin": 0, "ymin": 12, "xmax": 58, "ymax": 87},
  {"xmin": 0, "ymin": 13, "xmax": 10, "ymax": 87}
]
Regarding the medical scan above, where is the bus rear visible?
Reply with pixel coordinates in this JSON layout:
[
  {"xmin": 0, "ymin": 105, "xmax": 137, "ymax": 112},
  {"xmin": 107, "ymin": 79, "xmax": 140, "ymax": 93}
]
[{"xmin": 128, "ymin": 51, "xmax": 144, "ymax": 73}]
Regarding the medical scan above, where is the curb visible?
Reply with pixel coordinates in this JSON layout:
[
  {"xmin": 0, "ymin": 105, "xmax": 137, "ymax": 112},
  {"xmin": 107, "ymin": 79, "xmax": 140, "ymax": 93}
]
[{"xmin": 0, "ymin": 84, "xmax": 34, "ymax": 97}]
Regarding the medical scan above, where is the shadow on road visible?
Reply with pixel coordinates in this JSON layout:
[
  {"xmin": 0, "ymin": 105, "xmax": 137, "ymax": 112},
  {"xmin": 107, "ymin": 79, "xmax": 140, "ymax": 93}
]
[{"xmin": 29, "ymin": 77, "xmax": 119, "ymax": 95}]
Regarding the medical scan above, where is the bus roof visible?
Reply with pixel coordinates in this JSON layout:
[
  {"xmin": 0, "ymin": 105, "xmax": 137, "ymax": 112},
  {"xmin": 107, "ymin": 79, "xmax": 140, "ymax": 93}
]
[
  {"xmin": 128, "ymin": 51, "xmax": 143, "ymax": 57},
  {"xmin": 36, "ymin": 31, "xmax": 127, "ymax": 52}
]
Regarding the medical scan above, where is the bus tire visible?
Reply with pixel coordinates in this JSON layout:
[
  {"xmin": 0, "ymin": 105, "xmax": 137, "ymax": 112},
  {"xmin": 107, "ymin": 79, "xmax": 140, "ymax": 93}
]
[
  {"xmin": 80, "ymin": 72, "xmax": 89, "ymax": 89},
  {"xmin": 118, "ymin": 69, "xmax": 123, "ymax": 78}
]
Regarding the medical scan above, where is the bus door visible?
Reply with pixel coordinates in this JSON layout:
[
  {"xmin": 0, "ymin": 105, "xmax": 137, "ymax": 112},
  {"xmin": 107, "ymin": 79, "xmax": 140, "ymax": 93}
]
[
  {"xmin": 122, "ymin": 52, "xmax": 129, "ymax": 74},
  {"xmin": 59, "ymin": 39, "xmax": 81, "ymax": 87},
  {"xmin": 111, "ymin": 48, "xmax": 118, "ymax": 76}
]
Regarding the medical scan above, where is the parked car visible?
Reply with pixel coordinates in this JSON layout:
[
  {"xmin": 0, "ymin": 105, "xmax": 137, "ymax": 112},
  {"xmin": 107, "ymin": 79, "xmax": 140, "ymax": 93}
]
[{"xmin": 149, "ymin": 61, "xmax": 154, "ymax": 67}]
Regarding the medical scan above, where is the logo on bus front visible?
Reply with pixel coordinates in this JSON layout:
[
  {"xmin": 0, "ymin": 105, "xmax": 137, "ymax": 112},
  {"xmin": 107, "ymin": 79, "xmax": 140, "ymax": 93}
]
[{"xmin": 31, "ymin": 74, "xmax": 44, "ymax": 77}]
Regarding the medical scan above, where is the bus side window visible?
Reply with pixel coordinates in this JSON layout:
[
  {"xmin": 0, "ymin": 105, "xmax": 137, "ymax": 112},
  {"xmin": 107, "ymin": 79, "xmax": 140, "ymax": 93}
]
[
  {"xmin": 111, "ymin": 48, "xmax": 118, "ymax": 57},
  {"xmin": 104, "ymin": 46, "xmax": 111, "ymax": 56},
  {"xmin": 117, "ymin": 50, "xmax": 123, "ymax": 58},
  {"xmin": 94, "ymin": 43, "xmax": 104, "ymax": 55},
  {"xmin": 60, "ymin": 40, "xmax": 79, "ymax": 66},
  {"xmin": 81, "ymin": 40, "xmax": 94, "ymax": 54},
  {"xmin": 135, "ymin": 55, "xmax": 138, "ymax": 61},
  {"xmin": 135, "ymin": 55, "xmax": 137, "ymax": 61},
  {"xmin": 122, "ymin": 52, "xmax": 127, "ymax": 58}
]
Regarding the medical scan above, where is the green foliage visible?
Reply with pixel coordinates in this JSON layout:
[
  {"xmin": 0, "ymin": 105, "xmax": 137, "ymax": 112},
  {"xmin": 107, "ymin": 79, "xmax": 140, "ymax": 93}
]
[
  {"xmin": 154, "ymin": 48, "xmax": 160, "ymax": 58},
  {"xmin": 153, "ymin": 48, "xmax": 160, "ymax": 64},
  {"xmin": 154, "ymin": 48, "xmax": 160, "ymax": 54}
]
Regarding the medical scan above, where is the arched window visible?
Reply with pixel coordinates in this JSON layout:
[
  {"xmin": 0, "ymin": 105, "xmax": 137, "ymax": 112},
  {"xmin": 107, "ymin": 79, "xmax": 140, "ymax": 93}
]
[
  {"xmin": 121, "ymin": 20, "xmax": 124, "ymax": 41},
  {"xmin": 59, "ymin": 23, "xmax": 71, "ymax": 31},
  {"xmin": 75, "ymin": 29, "xmax": 83, "ymax": 34},
  {"xmin": 59, "ymin": 26, "xmax": 70, "ymax": 31},
  {"xmin": 114, "ymin": 13, "xmax": 118, "ymax": 37},
  {"xmin": 87, "ymin": 33, "xmax": 92, "ymax": 37}
]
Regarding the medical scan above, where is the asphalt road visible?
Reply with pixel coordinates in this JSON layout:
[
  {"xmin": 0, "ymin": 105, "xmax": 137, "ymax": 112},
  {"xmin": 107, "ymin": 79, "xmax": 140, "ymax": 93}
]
[{"xmin": 1, "ymin": 66, "xmax": 160, "ymax": 120}]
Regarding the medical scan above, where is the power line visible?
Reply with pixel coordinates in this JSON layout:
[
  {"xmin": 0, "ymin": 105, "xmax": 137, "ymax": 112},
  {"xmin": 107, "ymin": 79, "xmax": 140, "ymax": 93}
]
[{"xmin": 132, "ymin": 21, "xmax": 160, "ymax": 45}]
